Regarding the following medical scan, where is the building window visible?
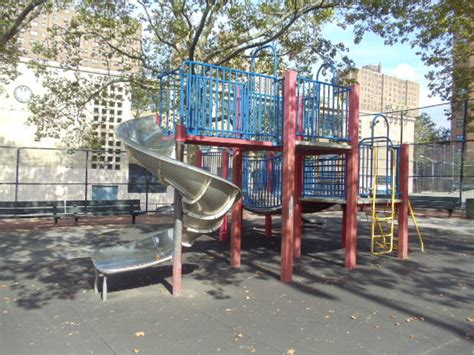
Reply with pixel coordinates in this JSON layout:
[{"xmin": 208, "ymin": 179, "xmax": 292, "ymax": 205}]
[{"xmin": 456, "ymin": 135, "xmax": 464, "ymax": 141}]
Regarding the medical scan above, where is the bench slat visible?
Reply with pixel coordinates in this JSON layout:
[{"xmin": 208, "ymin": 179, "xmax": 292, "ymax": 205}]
[
  {"xmin": 0, "ymin": 201, "xmax": 61, "ymax": 208},
  {"xmin": 0, "ymin": 207, "xmax": 58, "ymax": 215},
  {"xmin": 66, "ymin": 199, "xmax": 140, "ymax": 207},
  {"xmin": 68, "ymin": 206, "xmax": 138, "ymax": 213}
]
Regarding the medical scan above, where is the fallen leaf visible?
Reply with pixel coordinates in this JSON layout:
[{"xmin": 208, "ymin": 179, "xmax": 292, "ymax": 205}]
[
  {"xmin": 287, "ymin": 348, "xmax": 296, "ymax": 355},
  {"xmin": 225, "ymin": 308, "xmax": 232, "ymax": 312},
  {"xmin": 133, "ymin": 349, "xmax": 140, "ymax": 354},
  {"xmin": 467, "ymin": 317, "xmax": 474, "ymax": 322},
  {"xmin": 394, "ymin": 322, "xmax": 400, "ymax": 326},
  {"xmin": 324, "ymin": 315, "xmax": 331, "ymax": 320},
  {"xmin": 409, "ymin": 335, "xmax": 416, "ymax": 340},
  {"xmin": 389, "ymin": 314, "xmax": 396, "ymax": 319},
  {"xmin": 351, "ymin": 315, "xmax": 357, "ymax": 320},
  {"xmin": 374, "ymin": 325, "xmax": 380, "ymax": 329},
  {"xmin": 328, "ymin": 310, "xmax": 335, "ymax": 314},
  {"xmin": 236, "ymin": 333, "xmax": 244, "ymax": 338},
  {"xmin": 134, "ymin": 331, "xmax": 145, "ymax": 337}
]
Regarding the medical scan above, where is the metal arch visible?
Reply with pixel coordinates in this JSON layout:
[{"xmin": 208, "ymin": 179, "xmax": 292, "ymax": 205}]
[
  {"xmin": 250, "ymin": 44, "xmax": 279, "ymax": 78},
  {"xmin": 315, "ymin": 62, "xmax": 338, "ymax": 84},
  {"xmin": 370, "ymin": 114, "xmax": 391, "ymax": 146}
]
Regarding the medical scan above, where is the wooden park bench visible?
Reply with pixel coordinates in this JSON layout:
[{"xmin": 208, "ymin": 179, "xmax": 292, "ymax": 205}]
[
  {"xmin": 409, "ymin": 195, "xmax": 460, "ymax": 217},
  {"xmin": 65, "ymin": 199, "xmax": 141, "ymax": 224},
  {"xmin": 0, "ymin": 201, "xmax": 62, "ymax": 224}
]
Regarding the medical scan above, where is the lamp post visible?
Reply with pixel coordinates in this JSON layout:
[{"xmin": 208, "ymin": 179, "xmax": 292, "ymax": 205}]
[{"xmin": 419, "ymin": 155, "xmax": 435, "ymax": 192}]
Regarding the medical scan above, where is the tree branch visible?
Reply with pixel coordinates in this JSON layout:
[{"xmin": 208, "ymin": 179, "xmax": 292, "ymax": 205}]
[
  {"xmin": 205, "ymin": 1, "xmax": 336, "ymax": 64},
  {"xmin": 137, "ymin": 0, "xmax": 178, "ymax": 51},
  {"xmin": 188, "ymin": 2, "xmax": 212, "ymax": 61},
  {"xmin": 0, "ymin": 0, "xmax": 48, "ymax": 46}
]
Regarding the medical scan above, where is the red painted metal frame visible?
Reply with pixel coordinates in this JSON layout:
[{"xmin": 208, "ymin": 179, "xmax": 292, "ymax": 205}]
[
  {"xmin": 398, "ymin": 144, "xmax": 409, "ymax": 259},
  {"xmin": 219, "ymin": 148, "xmax": 230, "ymax": 241},
  {"xmin": 231, "ymin": 148, "xmax": 243, "ymax": 267},
  {"xmin": 281, "ymin": 70, "xmax": 298, "ymax": 283},
  {"xmin": 343, "ymin": 83, "xmax": 360, "ymax": 270},
  {"xmin": 185, "ymin": 135, "xmax": 277, "ymax": 150}
]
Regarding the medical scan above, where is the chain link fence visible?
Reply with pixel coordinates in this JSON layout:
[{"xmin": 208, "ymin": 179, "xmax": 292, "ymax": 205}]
[
  {"xmin": 0, "ymin": 146, "xmax": 174, "ymax": 212},
  {"xmin": 409, "ymin": 140, "xmax": 474, "ymax": 205}
]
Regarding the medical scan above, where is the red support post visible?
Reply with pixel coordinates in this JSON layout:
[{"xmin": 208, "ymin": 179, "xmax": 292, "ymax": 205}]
[
  {"xmin": 219, "ymin": 148, "xmax": 230, "ymax": 241},
  {"xmin": 265, "ymin": 214, "xmax": 272, "ymax": 238},
  {"xmin": 281, "ymin": 70, "xmax": 298, "ymax": 283},
  {"xmin": 194, "ymin": 150, "xmax": 203, "ymax": 168},
  {"xmin": 294, "ymin": 152, "xmax": 303, "ymax": 259},
  {"xmin": 344, "ymin": 84, "xmax": 360, "ymax": 270},
  {"xmin": 398, "ymin": 144, "xmax": 409, "ymax": 259},
  {"xmin": 231, "ymin": 148, "xmax": 243, "ymax": 267}
]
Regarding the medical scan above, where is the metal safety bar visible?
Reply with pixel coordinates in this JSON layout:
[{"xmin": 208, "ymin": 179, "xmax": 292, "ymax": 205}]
[
  {"xmin": 201, "ymin": 149, "xmax": 233, "ymax": 181},
  {"xmin": 181, "ymin": 60, "xmax": 282, "ymax": 142},
  {"xmin": 296, "ymin": 71, "xmax": 350, "ymax": 142},
  {"xmin": 303, "ymin": 155, "xmax": 346, "ymax": 198},
  {"xmin": 242, "ymin": 154, "xmax": 282, "ymax": 210}
]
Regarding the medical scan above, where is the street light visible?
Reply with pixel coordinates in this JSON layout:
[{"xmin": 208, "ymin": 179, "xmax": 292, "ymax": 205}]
[{"xmin": 419, "ymin": 155, "xmax": 435, "ymax": 192}]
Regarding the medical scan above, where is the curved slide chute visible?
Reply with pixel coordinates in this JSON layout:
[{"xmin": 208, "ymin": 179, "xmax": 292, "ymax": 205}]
[
  {"xmin": 115, "ymin": 117, "xmax": 242, "ymax": 247},
  {"xmin": 91, "ymin": 117, "xmax": 241, "ymax": 300}
]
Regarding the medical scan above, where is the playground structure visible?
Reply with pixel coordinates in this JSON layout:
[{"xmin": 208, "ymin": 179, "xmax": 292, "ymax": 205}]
[{"xmin": 119, "ymin": 45, "xmax": 412, "ymax": 295}]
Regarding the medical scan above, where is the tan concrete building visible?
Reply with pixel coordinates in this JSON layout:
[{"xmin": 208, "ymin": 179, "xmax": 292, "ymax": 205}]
[
  {"xmin": 350, "ymin": 64, "xmax": 420, "ymax": 144},
  {"xmin": 16, "ymin": 7, "xmax": 140, "ymax": 72}
]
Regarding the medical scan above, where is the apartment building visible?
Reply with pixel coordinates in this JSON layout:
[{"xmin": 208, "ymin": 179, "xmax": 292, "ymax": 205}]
[{"xmin": 350, "ymin": 64, "xmax": 420, "ymax": 144}]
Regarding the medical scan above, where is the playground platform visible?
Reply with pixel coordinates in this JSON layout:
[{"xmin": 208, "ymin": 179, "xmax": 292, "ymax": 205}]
[{"xmin": 1, "ymin": 213, "xmax": 473, "ymax": 354}]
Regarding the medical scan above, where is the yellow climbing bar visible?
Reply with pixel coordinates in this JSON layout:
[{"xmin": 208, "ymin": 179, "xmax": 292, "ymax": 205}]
[{"xmin": 408, "ymin": 199, "xmax": 425, "ymax": 252}]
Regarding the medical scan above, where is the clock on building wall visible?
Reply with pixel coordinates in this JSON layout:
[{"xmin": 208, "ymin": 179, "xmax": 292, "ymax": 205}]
[{"xmin": 13, "ymin": 85, "xmax": 33, "ymax": 103}]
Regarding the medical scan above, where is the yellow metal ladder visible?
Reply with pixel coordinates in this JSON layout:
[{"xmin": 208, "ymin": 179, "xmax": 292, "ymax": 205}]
[{"xmin": 370, "ymin": 147, "xmax": 397, "ymax": 255}]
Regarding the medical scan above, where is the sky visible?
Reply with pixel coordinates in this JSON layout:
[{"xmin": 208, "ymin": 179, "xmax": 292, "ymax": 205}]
[{"xmin": 321, "ymin": 23, "xmax": 450, "ymax": 129}]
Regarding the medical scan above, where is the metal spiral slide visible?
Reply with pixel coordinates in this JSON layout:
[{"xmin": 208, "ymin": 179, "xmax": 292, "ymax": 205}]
[
  {"xmin": 116, "ymin": 116, "xmax": 242, "ymax": 247},
  {"xmin": 91, "ymin": 117, "xmax": 241, "ymax": 298}
]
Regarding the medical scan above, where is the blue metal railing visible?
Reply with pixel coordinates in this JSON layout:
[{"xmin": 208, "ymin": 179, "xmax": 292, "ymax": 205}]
[
  {"xmin": 201, "ymin": 149, "xmax": 233, "ymax": 181},
  {"xmin": 358, "ymin": 114, "xmax": 401, "ymax": 197},
  {"xmin": 242, "ymin": 154, "xmax": 282, "ymax": 210},
  {"xmin": 153, "ymin": 69, "xmax": 182, "ymax": 135},
  {"xmin": 296, "ymin": 72, "xmax": 350, "ymax": 143},
  {"xmin": 181, "ymin": 60, "xmax": 282, "ymax": 142},
  {"xmin": 303, "ymin": 155, "xmax": 346, "ymax": 198},
  {"xmin": 151, "ymin": 55, "xmax": 352, "ymax": 146},
  {"xmin": 359, "ymin": 142, "xmax": 401, "ymax": 197}
]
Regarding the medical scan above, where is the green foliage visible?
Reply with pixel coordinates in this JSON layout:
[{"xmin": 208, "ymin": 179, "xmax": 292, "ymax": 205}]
[
  {"xmin": 343, "ymin": 0, "xmax": 474, "ymax": 103},
  {"xmin": 414, "ymin": 112, "xmax": 451, "ymax": 144},
  {"xmin": 1, "ymin": 0, "xmax": 472, "ymax": 147}
]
